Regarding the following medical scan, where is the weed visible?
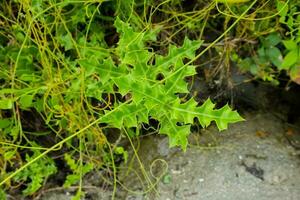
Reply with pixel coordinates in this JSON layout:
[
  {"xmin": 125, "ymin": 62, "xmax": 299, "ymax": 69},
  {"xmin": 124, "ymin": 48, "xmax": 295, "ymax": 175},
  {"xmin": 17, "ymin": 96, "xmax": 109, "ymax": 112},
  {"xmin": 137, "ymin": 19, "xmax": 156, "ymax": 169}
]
[{"xmin": 2, "ymin": 0, "xmax": 295, "ymax": 199}]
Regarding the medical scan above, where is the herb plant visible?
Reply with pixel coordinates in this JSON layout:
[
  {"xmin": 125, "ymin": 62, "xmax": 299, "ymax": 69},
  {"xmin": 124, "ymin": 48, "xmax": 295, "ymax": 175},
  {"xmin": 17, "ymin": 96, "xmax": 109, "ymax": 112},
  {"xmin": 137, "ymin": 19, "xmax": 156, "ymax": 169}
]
[{"xmin": 4, "ymin": 0, "xmax": 296, "ymax": 199}]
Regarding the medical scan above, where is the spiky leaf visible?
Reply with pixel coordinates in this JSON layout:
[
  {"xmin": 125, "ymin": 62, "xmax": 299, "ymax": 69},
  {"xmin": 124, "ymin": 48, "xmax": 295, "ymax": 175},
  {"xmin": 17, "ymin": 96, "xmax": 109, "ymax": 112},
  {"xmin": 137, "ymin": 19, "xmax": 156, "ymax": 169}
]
[{"xmin": 98, "ymin": 19, "xmax": 244, "ymax": 150}]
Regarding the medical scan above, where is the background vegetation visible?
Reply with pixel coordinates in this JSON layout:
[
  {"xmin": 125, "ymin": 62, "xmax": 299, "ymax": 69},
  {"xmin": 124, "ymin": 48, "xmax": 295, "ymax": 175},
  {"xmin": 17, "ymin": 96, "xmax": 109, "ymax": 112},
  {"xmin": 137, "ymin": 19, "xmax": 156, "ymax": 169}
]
[{"xmin": 0, "ymin": 0, "xmax": 298, "ymax": 199}]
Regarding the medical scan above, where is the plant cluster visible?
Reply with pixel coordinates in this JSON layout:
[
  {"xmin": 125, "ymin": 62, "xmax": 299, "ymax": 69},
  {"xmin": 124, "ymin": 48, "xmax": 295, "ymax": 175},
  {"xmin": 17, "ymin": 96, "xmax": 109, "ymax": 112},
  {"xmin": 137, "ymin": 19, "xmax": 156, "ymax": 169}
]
[
  {"xmin": 0, "ymin": 0, "xmax": 296, "ymax": 199},
  {"xmin": 232, "ymin": 0, "xmax": 300, "ymax": 85}
]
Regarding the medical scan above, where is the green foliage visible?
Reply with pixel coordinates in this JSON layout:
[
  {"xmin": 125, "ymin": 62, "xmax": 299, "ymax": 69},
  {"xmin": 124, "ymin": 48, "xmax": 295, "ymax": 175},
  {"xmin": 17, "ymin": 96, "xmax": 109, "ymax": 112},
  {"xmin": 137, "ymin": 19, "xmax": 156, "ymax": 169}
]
[
  {"xmin": 0, "ymin": 188, "xmax": 6, "ymax": 200},
  {"xmin": 13, "ymin": 150, "xmax": 57, "ymax": 196},
  {"xmin": 0, "ymin": 0, "xmax": 252, "ymax": 198},
  {"xmin": 114, "ymin": 146, "xmax": 128, "ymax": 163},
  {"xmin": 98, "ymin": 18, "xmax": 243, "ymax": 150},
  {"xmin": 63, "ymin": 153, "xmax": 94, "ymax": 188},
  {"xmin": 0, "ymin": 100, "xmax": 13, "ymax": 110},
  {"xmin": 238, "ymin": 33, "xmax": 283, "ymax": 85},
  {"xmin": 236, "ymin": 0, "xmax": 300, "ymax": 85}
]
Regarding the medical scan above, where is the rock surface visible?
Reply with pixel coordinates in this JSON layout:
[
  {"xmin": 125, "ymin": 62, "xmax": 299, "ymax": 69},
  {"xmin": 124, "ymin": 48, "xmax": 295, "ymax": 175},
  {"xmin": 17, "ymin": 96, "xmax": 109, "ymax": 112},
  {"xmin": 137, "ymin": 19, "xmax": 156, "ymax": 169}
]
[{"xmin": 121, "ymin": 112, "xmax": 300, "ymax": 200}]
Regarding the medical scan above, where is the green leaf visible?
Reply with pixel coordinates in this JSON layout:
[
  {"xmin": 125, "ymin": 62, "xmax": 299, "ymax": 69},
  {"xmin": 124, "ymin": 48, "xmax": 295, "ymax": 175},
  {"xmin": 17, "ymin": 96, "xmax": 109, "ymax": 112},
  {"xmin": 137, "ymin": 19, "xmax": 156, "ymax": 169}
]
[
  {"xmin": 72, "ymin": 190, "xmax": 83, "ymax": 200},
  {"xmin": 79, "ymin": 57, "xmax": 128, "ymax": 95},
  {"xmin": 85, "ymin": 81, "xmax": 103, "ymax": 99},
  {"xmin": 63, "ymin": 154, "xmax": 94, "ymax": 188},
  {"xmin": 78, "ymin": 59, "xmax": 96, "ymax": 77},
  {"xmin": 31, "ymin": 0, "xmax": 43, "ymax": 13},
  {"xmin": 13, "ymin": 151, "xmax": 57, "ymax": 195},
  {"xmin": 239, "ymin": 58, "xmax": 258, "ymax": 75},
  {"xmin": 265, "ymin": 47, "xmax": 282, "ymax": 67},
  {"xmin": 283, "ymin": 40, "xmax": 298, "ymax": 50},
  {"xmin": 257, "ymin": 47, "xmax": 266, "ymax": 59},
  {"xmin": 154, "ymin": 37, "xmax": 202, "ymax": 78},
  {"xmin": 281, "ymin": 49, "xmax": 299, "ymax": 70},
  {"xmin": 19, "ymin": 94, "xmax": 34, "ymax": 109},
  {"xmin": 33, "ymin": 98, "xmax": 45, "ymax": 112},
  {"xmin": 100, "ymin": 18, "xmax": 243, "ymax": 150},
  {"xmin": 10, "ymin": 126, "xmax": 19, "ymax": 140},
  {"xmin": 96, "ymin": 58, "xmax": 128, "ymax": 84},
  {"xmin": 4, "ymin": 150, "xmax": 15, "ymax": 160},
  {"xmin": 64, "ymin": 174, "xmax": 80, "ymax": 188},
  {"xmin": 101, "ymin": 102, "xmax": 148, "ymax": 128},
  {"xmin": 81, "ymin": 163, "xmax": 93, "ymax": 174},
  {"xmin": 262, "ymin": 33, "xmax": 281, "ymax": 47},
  {"xmin": 160, "ymin": 119, "xmax": 191, "ymax": 151},
  {"xmin": 172, "ymin": 98, "xmax": 244, "ymax": 130},
  {"xmin": 114, "ymin": 17, "xmax": 153, "ymax": 66},
  {"xmin": 211, "ymin": 104, "xmax": 244, "ymax": 130},
  {"xmin": 19, "ymin": 74, "xmax": 41, "ymax": 82},
  {"xmin": 164, "ymin": 61, "xmax": 196, "ymax": 94},
  {"xmin": 59, "ymin": 34, "xmax": 74, "ymax": 51},
  {"xmin": 276, "ymin": 0, "xmax": 288, "ymax": 18},
  {"xmin": 289, "ymin": 65, "xmax": 300, "ymax": 84},
  {"xmin": 70, "ymin": 6, "xmax": 86, "ymax": 25},
  {"xmin": 0, "ymin": 118, "xmax": 11, "ymax": 129},
  {"xmin": 0, "ymin": 99, "xmax": 13, "ymax": 109},
  {"xmin": 115, "ymin": 147, "xmax": 128, "ymax": 163},
  {"xmin": 162, "ymin": 174, "xmax": 172, "ymax": 184},
  {"xmin": 64, "ymin": 154, "xmax": 77, "ymax": 171},
  {"xmin": 0, "ymin": 188, "xmax": 7, "ymax": 200}
]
